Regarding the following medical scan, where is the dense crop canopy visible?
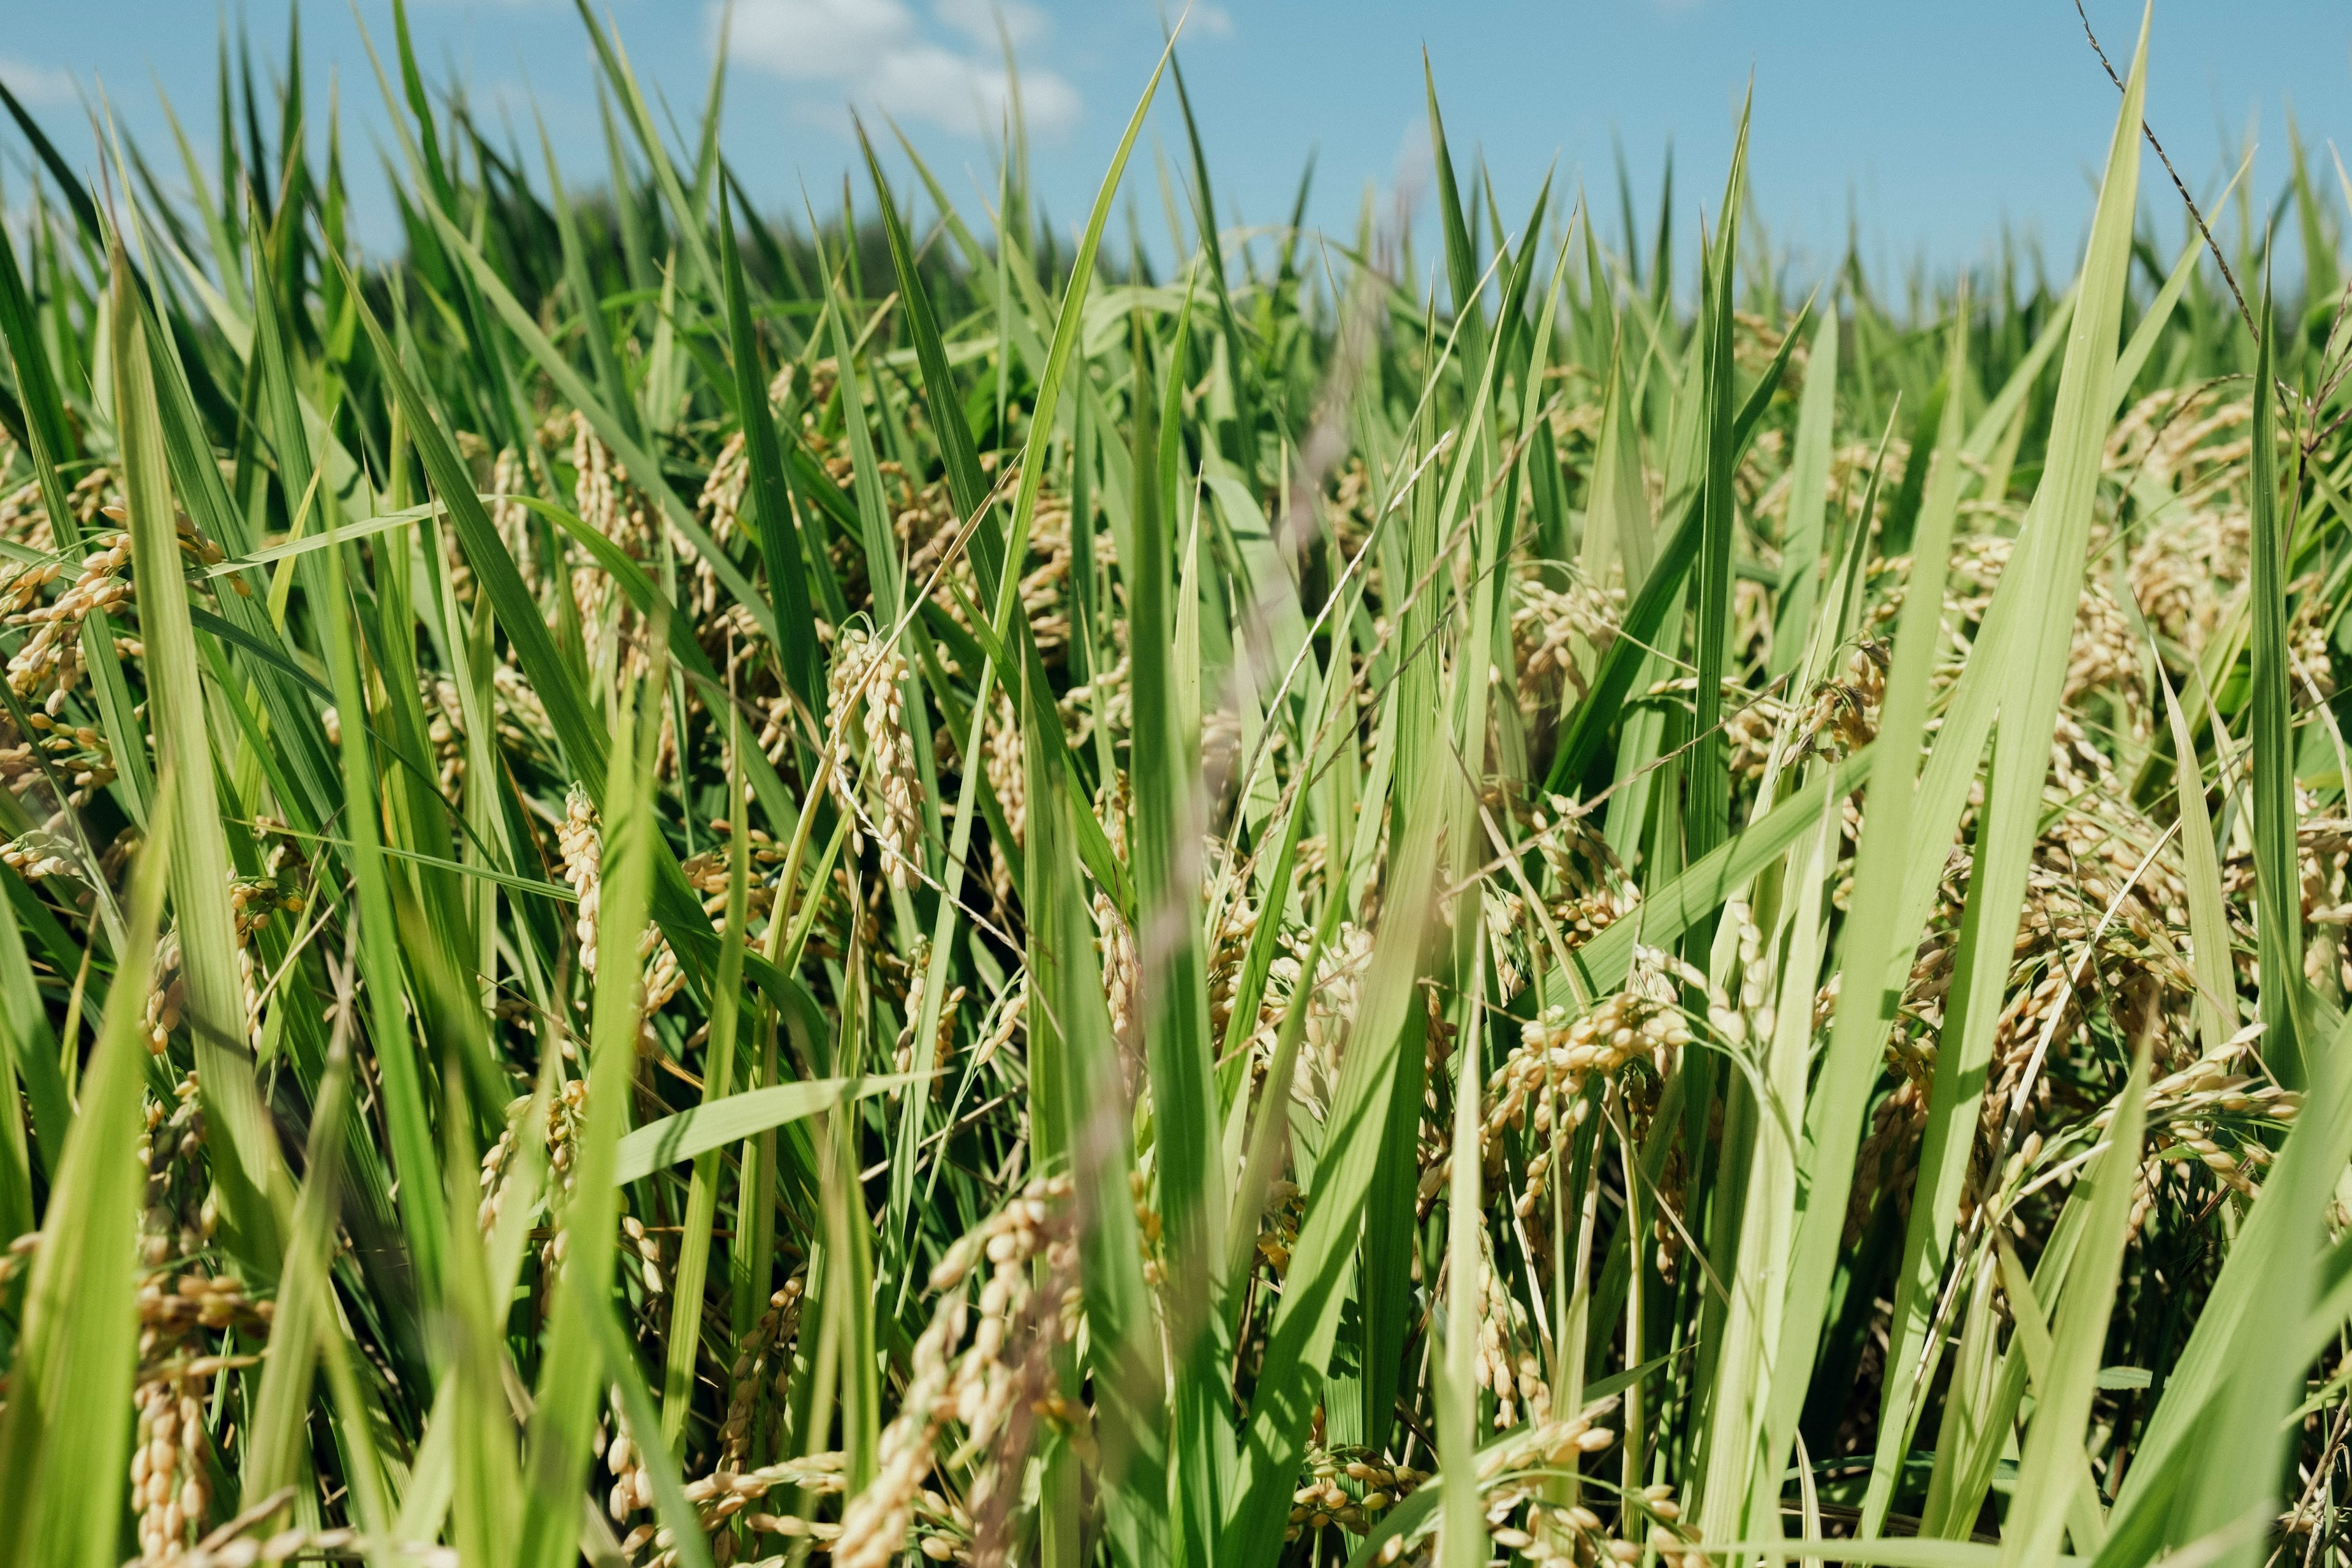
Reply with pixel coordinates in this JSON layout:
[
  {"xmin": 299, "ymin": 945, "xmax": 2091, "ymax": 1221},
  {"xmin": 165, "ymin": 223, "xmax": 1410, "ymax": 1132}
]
[{"xmin": 1, "ymin": 7, "xmax": 2350, "ymax": 1567}]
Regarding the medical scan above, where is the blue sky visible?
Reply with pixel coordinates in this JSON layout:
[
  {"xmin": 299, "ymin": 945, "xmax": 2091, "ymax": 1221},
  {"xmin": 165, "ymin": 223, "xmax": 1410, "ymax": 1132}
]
[{"xmin": 0, "ymin": 1, "xmax": 2345, "ymax": 286}]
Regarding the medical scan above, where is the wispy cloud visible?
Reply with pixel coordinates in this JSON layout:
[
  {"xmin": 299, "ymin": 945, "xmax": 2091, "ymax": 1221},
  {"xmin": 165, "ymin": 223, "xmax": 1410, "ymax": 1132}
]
[
  {"xmin": 1186, "ymin": 4, "xmax": 1235, "ymax": 39},
  {"xmin": 720, "ymin": 0, "xmax": 1080, "ymax": 138},
  {"xmin": 0, "ymin": 57, "xmax": 75, "ymax": 106}
]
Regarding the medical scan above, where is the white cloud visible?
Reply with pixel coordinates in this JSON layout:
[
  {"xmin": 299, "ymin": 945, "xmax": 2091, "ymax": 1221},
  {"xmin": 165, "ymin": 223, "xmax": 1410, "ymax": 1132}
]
[
  {"xmin": 0, "ymin": 57, "xmax": 75, "ymax": 106},
  {"xmin": 722, "ymin": 0, "xmax": 1080, "ymax": 138},
  {"xmin": 1185, "ymin": 3, "xmax": 1234, "ymax": 39},
  {"xmin": 933, "ymin": 0, "xmax": 1050, "ymax": 50}
]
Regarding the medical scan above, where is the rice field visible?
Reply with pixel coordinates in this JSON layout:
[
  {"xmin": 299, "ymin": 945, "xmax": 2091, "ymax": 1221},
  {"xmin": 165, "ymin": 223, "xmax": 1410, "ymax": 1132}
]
[{"xmin": 2, "ymin": 6, "xmax": 2351, "ymax": 1567}]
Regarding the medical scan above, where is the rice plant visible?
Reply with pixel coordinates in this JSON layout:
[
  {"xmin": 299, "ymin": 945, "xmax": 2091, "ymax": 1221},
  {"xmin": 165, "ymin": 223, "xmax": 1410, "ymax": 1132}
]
[{"xmin": 1, "ymin": 5, "xmax": 2350, "ymax": 1566}]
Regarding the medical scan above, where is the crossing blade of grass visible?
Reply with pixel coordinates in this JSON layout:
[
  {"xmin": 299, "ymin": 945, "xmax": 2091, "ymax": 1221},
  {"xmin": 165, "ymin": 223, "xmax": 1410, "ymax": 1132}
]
[
  {"xmin": 614, "ymin": 1076, "xmax": 907, "ymax": 1186},
  {"xmin": 241, "ymin": 975, "xmax": 360, "ymax": 1517},
  {"xmin": 111, "ymin": 236, "xmax": 285, "ymax": 1265},
  {"xmin": 2157, "ymin": 662, "xmax": 2236, "ymax": 1056},
  {"xmin": 0, "ymin": 968, "xmax": 39, "ymax": 1241},
  {"xmin": 1875, "ymin": 378, "xmax": 1949, "ymax": 557},
  {"xmin": 1915, "ymin": 1253, "xmax": 2001, "ymax": 1539},
  {"xmin": 883, "ymin": 657, "xmax": 998, "ymax": 1256},
  {"xmin": 0, "ymin": 78, "xmax": 102, "ymax": 247},
  {"xmin": 438, "ymin": 1064, "xmax": 537, "ymax": 1562},
  {"xmin": 0, "ymin": 862, "xmax": 60, "ymax": 1158},
  {"xmin": 2158, "ymin": 1003, "xmax": 2342, "ymax": 1568},
  {"xmin": 517, "ymin": 679, "xmax": 655, "ymax": 1568},
  {"xmin": 1781, "ymin": 13, "xmax": 2144, "ymax": 1527},
  {"xmin": 321, "ymin": 484, "xmax": 451, "ymax": 1297},
  {"xmin": 1687, "ymin": 102, "xmax": 1749, "ymax": 865},
  {"xmin": 1918, "ymin": 1186, "xmax": 2094, "ymax": 1538},
  {"xmin": 2243, "ymin": 288, "xmax": 2307, "ymax": 1083},
  {"xmin": 1696, "ymin": 770, "xmax": 1841, "ymax": 1536},
  {"xmin": 1212, "ymin": 765, "xmax": 1314, "ymax": 1095},
  {"xmin": 1569, "ymin": 744, "xmax": 1873, "ymax": 1000},
  {"xmin": 1855, "ymin": 304, "xmax": 1976, "ymax": 1536},
  {"xmin": 660, "ymin": 714, "xmax": 752, "ymax": 1447},
  {"xmin": 718, "ymin": 189, "xmax": 821, "ymax": 712},
  {"xmin": 2103, "ymin": 1001, "xmax": 2352, "ymax": 1547},
  {"xmin": 1224, "ymin": 879, "xmax": 1346, "ymax": 1296},
  {"xmin": 517, "ymin": 490, "xmax": 727, "ymax": 677},
  {"xmin": 314, "ymin": 1282, "xmax": 396, "ymax": 1548},
  {"xmin": 1989, "ymin": 1242, "xmax": 2110, "ymax": 1553},
  {"xmin": 1023, "ymin": 647, "xmax": 1170, "ymax": 1568},
  {"xmin": 0, "ymin": 805, "xmax": 166, "ymax": 1568},
  {"xmin": 1221, "ymin": 744, "xmax": 1449, "ymax": 1567},
  {"xmin": 1998, "ymin": 1044, "xmax": 2149, "ymax": 1568},
  {"xmin": 1128, "ymin": 333, "xmax": 1236, "ymax": 1559},
  {"xmin": 1438, "ymin": 941, "xmax": 1487, "ymax": 1568}
]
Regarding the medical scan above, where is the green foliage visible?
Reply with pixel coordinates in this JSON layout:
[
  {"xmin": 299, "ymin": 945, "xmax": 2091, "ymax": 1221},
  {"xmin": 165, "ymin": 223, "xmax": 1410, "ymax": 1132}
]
[{"xmin": 0, "ymin": 8, "xmax": 2349, "ymax": 1567}]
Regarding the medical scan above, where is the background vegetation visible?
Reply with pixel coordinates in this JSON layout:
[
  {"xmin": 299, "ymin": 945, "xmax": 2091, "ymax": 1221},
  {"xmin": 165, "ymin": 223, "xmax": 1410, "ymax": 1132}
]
[{"xmin": 0, "ymin": 6, "xmax": 2349, "ymax": 1567}]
